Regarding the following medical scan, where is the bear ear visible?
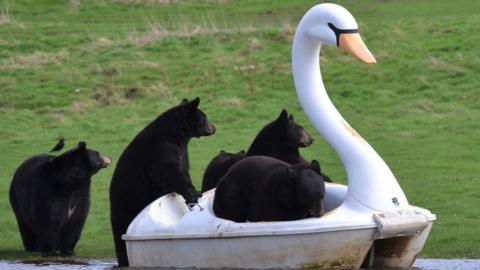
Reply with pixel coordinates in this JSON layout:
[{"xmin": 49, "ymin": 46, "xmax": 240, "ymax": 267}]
[
  {"xmin": 181, "ymin": 97, "xmax": 200, "ymax": 113},
  {"xmin": 180, "ymin": 98, "xmax": 189, "ymax": 105},
  {"xmin": 289, "ymin": 114, "xmax": 294, "ymax": 121},
  {"xmin": 277, "ymin": 109, "xmax": 288, "ymax": 122},
  {"xmin": 78, "ymin": 141, "xmax": 86, "ymax": 149},
  {"xmin": 189, "ymin": 97, "xmax": 200, "ymax": 109},
  {"xmin": 287, "ymin": 167, "xmax": 299, "ymax": 180},
  {"xmin": 311, "ymin": 159, "xmax": 322, "ymax": 174}
]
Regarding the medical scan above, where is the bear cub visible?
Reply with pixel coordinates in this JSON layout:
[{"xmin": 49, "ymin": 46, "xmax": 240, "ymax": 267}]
[
  {"xmin": 202, "ymin": 109, "xmax": 317, "ymax": 192},
  {"xmin": 245, "ymin": 109, "xmax": 314, "ymax": 163},
  {"xmin": 109, "ymin": 97, "xmax": 215, "ymax": 267},
  {"xmin": 213, "ymin": 156, "xmax": 326, "ymax": 222},
  {"xmin": 201, "ymin": 150, "xmax": 245, "ymax": 192},
  {"xmin": 246, "ymin": 110, "xmax": 333, "ymax": 182},
  {"xmin": 9, "ymin": 141, "xmax": 111, "ymax": 256}
]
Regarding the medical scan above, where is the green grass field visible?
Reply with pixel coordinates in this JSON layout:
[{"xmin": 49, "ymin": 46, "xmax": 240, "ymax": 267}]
[{"xmin": 1, "ymin": 0, "xmax": 479, "ymax": 261}]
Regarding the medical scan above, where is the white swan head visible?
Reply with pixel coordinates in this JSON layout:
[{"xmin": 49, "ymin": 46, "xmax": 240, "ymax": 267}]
[{"xmin": 299, "ymin": 3, "xmax": 376, "ymax": 64}]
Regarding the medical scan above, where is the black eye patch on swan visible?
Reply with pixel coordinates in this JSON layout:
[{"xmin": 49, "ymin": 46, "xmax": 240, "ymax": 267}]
[{"xmin": 328, "ymin": 23, "xmax": 359, "ymax": 46}]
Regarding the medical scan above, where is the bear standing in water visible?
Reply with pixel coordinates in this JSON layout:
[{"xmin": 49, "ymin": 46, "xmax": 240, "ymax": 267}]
[
  {"xmin": 109, "ymin": 97, "xmax": 215, "ymax": 267},
  {"xmin": 213, "ymin": 156, "xmax": 326, "ymax": 222},
  {"xmin": 9, "ymin": 142, "xmax": 111, "ymax": 256}
]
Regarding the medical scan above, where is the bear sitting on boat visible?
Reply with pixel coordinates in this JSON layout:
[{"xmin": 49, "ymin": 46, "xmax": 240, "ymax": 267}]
[
  {"xmin": 213, "ymin": 156, "xmax": 326, "ymax": 222},
  {"xmin": 201, "ymin": 150, "xmax": 246, "ymax": 192},
  {"xmin": 202, "ymin": 109, "xmax": 332, "ymax": 192}
]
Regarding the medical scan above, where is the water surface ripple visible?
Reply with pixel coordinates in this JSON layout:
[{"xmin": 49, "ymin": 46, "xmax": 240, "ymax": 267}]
[{"xmin": 1, "ymin": 258, "xmax": 479, "ymax": 270}]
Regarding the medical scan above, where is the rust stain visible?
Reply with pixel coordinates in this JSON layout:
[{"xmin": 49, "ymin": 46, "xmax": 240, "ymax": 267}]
[
  {"xmin": 296, "ymin": 237, "xmax": 370, "ymax": 269},
  {"xmin": 300, "ymin": 255, "xmax": 362, "ymax": 269},
  {"xmin": 247, "ymin": 231, "xmax": 371, "ymax": 269},
  {"xmin": 341, "ymin": 120, "xmax": 366, "ymax": 144},
  {"xmin": 321, "ymin": 208, "xmax": 338, "ymax": 217}
]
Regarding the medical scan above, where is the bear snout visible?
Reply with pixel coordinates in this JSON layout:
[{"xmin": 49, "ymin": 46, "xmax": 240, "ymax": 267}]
[
  {"xmin": 299, "ymin": 131, "xmax": 314, "ymax": 147},
  {"xmin": 205, "ymin": 122, "xmax": 216, "ymax": 135},
  {"xmin": 100, "ymin": 155, "xmax": 112, "ymax": 167}
]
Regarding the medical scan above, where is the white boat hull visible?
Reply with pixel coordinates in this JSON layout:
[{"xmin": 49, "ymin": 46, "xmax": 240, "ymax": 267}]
[
  {"xmin": 123, "ymin": 185, "xmax": 435, "ymax": 269},
  {"xmin": 126, "ymin": 227, "xmax": 375, "ymax": 269}
]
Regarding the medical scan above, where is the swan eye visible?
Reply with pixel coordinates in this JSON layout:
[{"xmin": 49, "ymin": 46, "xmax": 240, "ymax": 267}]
[{"xmin": 327, "ymin": 23, "xmax": 359, "ymax": 46}]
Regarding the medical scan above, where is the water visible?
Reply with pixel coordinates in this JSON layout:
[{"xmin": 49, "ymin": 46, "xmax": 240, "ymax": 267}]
[
  {"xmin": 414, "ymin": 259, "xmax": 480, "ymax": 270},
  {"xmin": 0, "ymin": 259, "xmax": 115, "ymax": 270},
  {"xmin": 0, "ymin": 259, "xmax": 479, "ymax": 270}
]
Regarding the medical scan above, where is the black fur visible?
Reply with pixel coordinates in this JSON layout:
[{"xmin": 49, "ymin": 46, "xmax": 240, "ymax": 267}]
[
  {"xmin": 213, "ymin": 156, "xmax": 325, "ymax": 222},
  {"xmin": 109, "ymin": 97, "xmax": 215, "ymax": 267},
  {"xmin": 9, "ymin": 142, "xmax": 111, "ymax": 256},
  {"xmin": 310, "ymin": 159, "xmax": 333, "ymax": 183},
  {"xmin": 202, "ymin": 109, "xmax": 325, "ymax": 191},
  {"xmin": 246, "ymin": 109, "xmax": 314, "ymax": 163},
  {"xmin": 201, "ymin": 150, "xmax": 246, "ymax": 192}
]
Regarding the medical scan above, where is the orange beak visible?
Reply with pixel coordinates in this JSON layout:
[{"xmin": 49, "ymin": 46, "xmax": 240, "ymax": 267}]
[{"xmin": 339, "ymin": 33, "xmax": 376, "ymax": 64}]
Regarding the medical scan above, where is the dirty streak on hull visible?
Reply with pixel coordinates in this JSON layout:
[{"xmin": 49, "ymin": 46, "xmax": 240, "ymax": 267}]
[{"xmin": 127, "ymin": 228, "xmax": 375, "ymax": 269}]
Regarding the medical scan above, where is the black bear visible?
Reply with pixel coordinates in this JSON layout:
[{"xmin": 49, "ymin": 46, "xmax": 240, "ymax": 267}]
[
  {"xmin": 9, "ymin": 142, "xmax": 111, "ymax": 256},
  {"xmin": 245, "ymin": 109, "xmax": 314, "ymax": 163},
  {"xmin": 109, "ymin": 97, "xmax": 216, "ymax": 267},
  {"xmin": 201, "ymin": 150, "xmax": 246, "ymax": 192},
  {"xmin": 310, "ymin": 159, "xmax": 333, "ymax": 183},
  {"xmin": 202, "ymin": 109, "xmax": 332, "ymax": 191},
  {"xmin": 213, "ymin": 156, "xmax": 326, "ymax": 222}
]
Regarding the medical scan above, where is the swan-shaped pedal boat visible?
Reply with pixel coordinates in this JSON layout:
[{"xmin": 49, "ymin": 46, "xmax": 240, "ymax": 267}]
[{"xmin": 123, "ymin": 3, "xmax": 436, "ymax": 269}]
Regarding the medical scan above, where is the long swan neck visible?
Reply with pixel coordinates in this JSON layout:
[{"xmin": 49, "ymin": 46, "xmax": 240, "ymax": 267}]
[
  {"xmin": 292, "ymin": 18, "xmax": 409, "ymax": 211},
  {"xmin": 292, "ymin": 33, "xmax": 361, "ymax": 166}
]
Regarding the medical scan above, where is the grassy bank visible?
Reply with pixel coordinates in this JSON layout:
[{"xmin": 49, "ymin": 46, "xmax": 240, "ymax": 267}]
[{"xmin": 1, "ymin": 0, "xmax": 479, "ymax": 260}]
